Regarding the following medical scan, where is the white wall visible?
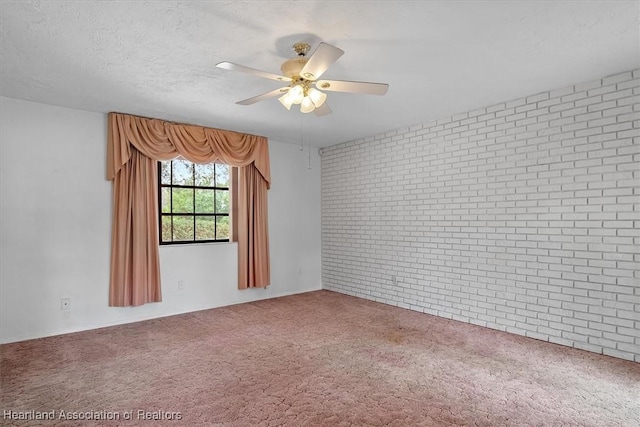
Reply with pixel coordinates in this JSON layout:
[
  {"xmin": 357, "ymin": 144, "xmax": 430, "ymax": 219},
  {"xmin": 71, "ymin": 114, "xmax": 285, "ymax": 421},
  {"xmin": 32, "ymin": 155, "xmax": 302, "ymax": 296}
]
[
  {"xmin": 321, "ymin": 70, "xmax": 640, "ymax": 362},
  {"xmin": 0, "ymin": 96, "xmax": 321, "ymax": 343}
]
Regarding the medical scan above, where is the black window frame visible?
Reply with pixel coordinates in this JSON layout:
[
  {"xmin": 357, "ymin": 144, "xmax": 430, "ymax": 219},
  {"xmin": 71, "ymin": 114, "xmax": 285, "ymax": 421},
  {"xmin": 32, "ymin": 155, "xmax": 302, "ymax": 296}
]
[{"xmin": 158, "ymin": 160, "xmax": 230, "ymax": 245}]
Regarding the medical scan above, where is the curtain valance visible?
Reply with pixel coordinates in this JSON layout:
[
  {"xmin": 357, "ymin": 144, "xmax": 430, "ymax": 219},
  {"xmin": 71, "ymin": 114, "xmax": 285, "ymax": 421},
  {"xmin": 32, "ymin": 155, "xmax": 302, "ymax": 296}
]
[
  {"xmin": 107, "ymin": 113, "xmax": 270, "ymax": 186},
  {"xmin": 106, "ymin": 112, "xmax": 271, "ymax": 307}
]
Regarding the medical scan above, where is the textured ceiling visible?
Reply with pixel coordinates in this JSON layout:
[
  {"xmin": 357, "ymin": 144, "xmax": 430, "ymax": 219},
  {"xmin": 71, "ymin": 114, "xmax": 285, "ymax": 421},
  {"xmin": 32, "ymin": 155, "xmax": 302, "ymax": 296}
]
[{"xmin": 1, "ymin": 1, "xmax": 638, "ymax": 147}]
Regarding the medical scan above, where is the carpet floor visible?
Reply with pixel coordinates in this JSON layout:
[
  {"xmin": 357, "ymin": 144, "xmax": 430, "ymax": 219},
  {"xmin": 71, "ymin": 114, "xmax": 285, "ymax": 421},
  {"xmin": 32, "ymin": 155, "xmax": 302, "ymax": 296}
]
[{"xmin": 1, "ymin": 290, "xmax": 639, "ymax": 426}]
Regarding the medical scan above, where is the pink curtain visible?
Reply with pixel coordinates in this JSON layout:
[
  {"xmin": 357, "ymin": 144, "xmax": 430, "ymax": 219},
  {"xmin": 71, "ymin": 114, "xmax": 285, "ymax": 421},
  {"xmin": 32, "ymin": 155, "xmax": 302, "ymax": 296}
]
[
  {"xmin": 236, "ymin": 165, "xmax": 270, "ymax": 289},
  {"xmin": 107, "ymin": 113, "xmax": 271, "ymax": 306}
]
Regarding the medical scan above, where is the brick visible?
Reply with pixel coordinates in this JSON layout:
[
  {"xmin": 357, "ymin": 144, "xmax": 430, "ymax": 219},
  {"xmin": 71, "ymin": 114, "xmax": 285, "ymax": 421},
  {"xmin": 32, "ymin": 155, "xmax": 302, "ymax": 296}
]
[
  {"xmin": 575, "ymin": 80, "xmax": 602, "ymax": 92},
  {"xmin": 587, "ymin": 100, "xmax": 617, "ymax": 112},
  {"xmin": 588, "ymin": 85, "xmax": 617, "ymax": 97},
  {"xmin": 602, "ymin": 71, "xmax": 633, "ymax": 85},
  {"xmin": 528, "ymin": 92, "xmax": 550, "ymax": 103},
  {"xmin": 617, "ymin": 79, "xmax": 640, "ymax": 90},
  {"xmin": 576, "ymin": 96, "xmax": 603, "ymax": 108}
]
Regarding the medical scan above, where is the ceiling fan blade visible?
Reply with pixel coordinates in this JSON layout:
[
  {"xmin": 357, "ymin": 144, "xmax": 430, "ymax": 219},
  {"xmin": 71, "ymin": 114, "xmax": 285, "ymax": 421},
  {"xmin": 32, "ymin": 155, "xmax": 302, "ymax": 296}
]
[
  {"xmin": 316, "ymin": 79, "xmax": 388, "ymax": 95},
  {"xmin": 236, "ymin": 87, "xmax": 290, "ymax": 105},
  {"xmin": 216, "ymin": 61, "xmax": 291, "ymax": 82},
  {"xmin": 299, "ymin": 43, "xmax": 344, "ymax": 80},
  {"xmin": 314, "ymin": 103, "xmax": 332, "ymax": 116}
]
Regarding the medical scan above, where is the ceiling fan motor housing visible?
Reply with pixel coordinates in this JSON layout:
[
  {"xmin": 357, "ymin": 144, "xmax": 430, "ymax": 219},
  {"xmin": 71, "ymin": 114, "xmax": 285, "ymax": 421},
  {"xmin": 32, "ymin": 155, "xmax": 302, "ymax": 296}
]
[{"xmin": 280, "ymin": 58, "xmax": 309, "ymax": 79}]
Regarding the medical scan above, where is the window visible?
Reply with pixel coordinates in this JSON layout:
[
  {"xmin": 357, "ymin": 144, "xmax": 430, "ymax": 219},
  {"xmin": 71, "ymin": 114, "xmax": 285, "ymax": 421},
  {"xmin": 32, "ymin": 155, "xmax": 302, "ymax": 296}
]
[{"xmin": 158, "ymin": 159, "xmax": 230, "ymax": 244}]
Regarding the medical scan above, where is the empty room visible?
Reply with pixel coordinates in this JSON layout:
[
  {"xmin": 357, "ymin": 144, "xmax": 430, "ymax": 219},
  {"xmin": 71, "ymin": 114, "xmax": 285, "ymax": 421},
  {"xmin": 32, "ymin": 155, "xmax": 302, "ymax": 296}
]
[{"xmin": 1, "ymin": 1, "xmax": 638, "ymax": 426}]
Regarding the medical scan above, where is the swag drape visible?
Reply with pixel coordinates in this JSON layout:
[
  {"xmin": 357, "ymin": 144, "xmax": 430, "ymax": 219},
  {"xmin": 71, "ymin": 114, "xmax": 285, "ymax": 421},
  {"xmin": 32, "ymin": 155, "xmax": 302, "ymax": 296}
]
[{"xmin": 107, "ymin": 112, "xmax": 271, "ymax": 307}]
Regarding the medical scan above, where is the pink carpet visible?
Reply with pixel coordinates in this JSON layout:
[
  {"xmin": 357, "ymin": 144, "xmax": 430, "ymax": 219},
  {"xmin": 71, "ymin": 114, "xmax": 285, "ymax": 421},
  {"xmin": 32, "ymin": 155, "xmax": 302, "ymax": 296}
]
[{"xmin": 1, "ymin": 290, "xmax": 639, "ymax": 426}]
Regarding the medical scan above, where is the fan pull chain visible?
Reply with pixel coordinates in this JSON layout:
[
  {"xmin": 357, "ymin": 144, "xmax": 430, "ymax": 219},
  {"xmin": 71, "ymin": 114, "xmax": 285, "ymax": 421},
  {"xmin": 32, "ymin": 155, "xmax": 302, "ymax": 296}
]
[
  {"xmin": 300, "ymin": 115, "xmax": 304, "ymax": 151},
  {"xmin": 300, "ymin": 115, "xmax": 311, "ymax": 169}
]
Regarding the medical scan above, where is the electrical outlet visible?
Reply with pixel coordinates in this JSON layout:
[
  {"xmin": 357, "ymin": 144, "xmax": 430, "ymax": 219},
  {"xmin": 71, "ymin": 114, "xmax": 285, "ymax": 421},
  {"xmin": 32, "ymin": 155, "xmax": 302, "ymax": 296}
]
[
  {"xmin": 60, "ymin": 298, "xmax": 71, "ymax": 310},
  {"xmin": 178, "ymin": 280, "xmax": 185, "ymax": 291}
]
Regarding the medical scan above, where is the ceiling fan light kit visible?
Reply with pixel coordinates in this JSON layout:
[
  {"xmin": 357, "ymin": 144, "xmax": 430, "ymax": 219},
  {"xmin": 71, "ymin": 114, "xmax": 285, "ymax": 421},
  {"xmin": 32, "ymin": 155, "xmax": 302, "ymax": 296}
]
[
  {"xmin": 277, "ymin": 78, "xmax": 327, "ymax": 114},
  {"xmin": 216, "ymin": 41, "xmax": 389, "ymax": 116}
]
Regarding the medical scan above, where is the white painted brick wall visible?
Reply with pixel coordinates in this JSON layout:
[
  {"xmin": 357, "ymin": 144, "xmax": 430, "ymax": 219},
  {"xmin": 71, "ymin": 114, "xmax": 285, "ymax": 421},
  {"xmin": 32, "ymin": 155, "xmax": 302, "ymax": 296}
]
[{"xmin": 321, "ymin": 70, "xmax": 640, "ymax": 362}]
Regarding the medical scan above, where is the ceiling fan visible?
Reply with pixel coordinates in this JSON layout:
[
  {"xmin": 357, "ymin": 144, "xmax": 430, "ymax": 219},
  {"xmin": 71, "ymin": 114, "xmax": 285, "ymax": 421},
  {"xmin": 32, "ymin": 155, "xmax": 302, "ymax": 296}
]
[{"xmin": 216, "ymin": 41, "xmax": 389, "ymax": 116}]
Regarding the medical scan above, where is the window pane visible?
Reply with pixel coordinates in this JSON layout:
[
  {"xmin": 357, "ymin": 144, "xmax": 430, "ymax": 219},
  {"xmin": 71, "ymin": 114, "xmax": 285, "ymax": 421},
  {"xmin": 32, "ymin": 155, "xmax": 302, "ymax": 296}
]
[
  {"xmin": 161, "ymin": 215, "xmax": 172, "ymax": 242},
  {"xmin": 172, "ymin": 159, "xmax": 193, "ymax": 185},
  {"xmin": 215, "ymin": 164, "xmax": 229, "ymax": 187},
  {"xmin": 194, "ymin": 163, "xmax": 215, "ymax": 186},
  {"xmin": 215, "ymin": 190, "xmax": 229, "ymax": 213},
  {"xmin": 195, "ymin": 216, "xmax": 215, "ymax": 240},
  {"xmin": 172, "ymin": 216, "xmax": 194, "ymax": 241},
  {"xmin": 217, "ymin": 216, "xmax": 229, "ymax": 240},
  {"xmin": 160, "ymin": 161, "xmax": 171, "ymax": 185},
  {"xmin": 195, "ymin": 189, "xmax": 214, "ymax": 213},
  {"xmin": 161, "ymin": 187, "xmax": 171, "ymax": 213},
  {"xmin": 172, "ymin": 188, "xmax": 193, "ymax": 213}
]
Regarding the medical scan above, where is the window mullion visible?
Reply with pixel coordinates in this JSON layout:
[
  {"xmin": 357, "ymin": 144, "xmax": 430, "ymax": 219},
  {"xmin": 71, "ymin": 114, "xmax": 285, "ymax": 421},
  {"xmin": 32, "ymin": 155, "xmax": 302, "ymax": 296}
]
[{"xmin": 192, "ymin": 165, "xmax": 196, "ymax": 241}]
